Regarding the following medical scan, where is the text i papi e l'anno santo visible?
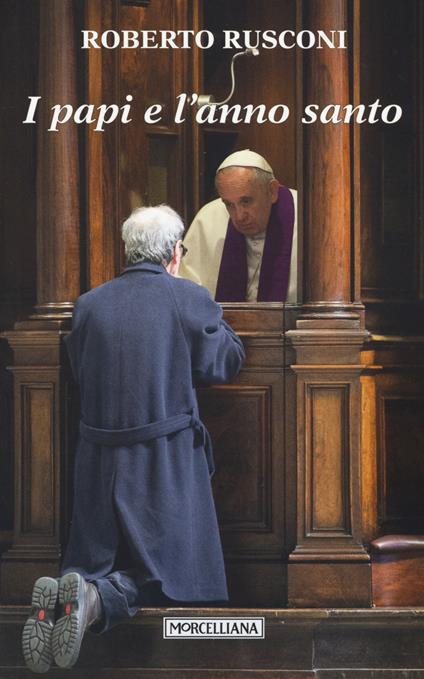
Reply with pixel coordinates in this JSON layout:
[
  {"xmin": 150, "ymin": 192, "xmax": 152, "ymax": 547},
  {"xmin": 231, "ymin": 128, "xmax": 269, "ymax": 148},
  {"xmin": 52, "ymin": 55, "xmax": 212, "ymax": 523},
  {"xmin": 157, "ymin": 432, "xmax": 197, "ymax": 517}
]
[{"xmin": 22, "ymin": 94, "xmax": 403, "ymax": 132}]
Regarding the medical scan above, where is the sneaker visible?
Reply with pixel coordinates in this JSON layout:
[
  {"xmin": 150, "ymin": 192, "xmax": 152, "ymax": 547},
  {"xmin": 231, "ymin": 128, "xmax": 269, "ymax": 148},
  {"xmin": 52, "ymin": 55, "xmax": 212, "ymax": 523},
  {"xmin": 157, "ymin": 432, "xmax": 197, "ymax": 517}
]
[
  {"xmin": 22, "ymin": 577, "xmax": 58, "ymax": 674},
  {"xmin": 52, "ymin": 572, "xmax": 101, "ymax": 669}
]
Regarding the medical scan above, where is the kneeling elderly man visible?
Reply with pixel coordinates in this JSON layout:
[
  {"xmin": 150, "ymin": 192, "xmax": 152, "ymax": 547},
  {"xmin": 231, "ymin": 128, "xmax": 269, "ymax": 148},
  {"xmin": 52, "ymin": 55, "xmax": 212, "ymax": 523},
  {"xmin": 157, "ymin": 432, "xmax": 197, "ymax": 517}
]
[{"xmin": 23, "ymin": 204, "xmax": 245, "ymax": 673}]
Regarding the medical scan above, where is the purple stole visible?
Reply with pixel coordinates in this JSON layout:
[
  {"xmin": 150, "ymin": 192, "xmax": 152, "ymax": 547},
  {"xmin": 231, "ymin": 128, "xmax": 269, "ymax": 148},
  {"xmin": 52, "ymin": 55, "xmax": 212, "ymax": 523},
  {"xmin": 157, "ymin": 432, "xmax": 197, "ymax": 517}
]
[{"xmin": 215, "ymin": 185, "xmax": 295, "ymax": 302}]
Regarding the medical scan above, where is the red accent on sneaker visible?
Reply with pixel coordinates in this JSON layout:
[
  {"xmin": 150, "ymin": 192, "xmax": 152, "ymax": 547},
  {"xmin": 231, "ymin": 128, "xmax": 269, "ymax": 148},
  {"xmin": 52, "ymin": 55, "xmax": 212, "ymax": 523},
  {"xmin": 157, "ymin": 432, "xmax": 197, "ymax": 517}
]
[
  {"xmin": 65, "ymin": 603, "xmax": 72, "ymax": 615},
  {"xmin": 38, "ymin": 609, "xmax": 45, "ymax": 621}
]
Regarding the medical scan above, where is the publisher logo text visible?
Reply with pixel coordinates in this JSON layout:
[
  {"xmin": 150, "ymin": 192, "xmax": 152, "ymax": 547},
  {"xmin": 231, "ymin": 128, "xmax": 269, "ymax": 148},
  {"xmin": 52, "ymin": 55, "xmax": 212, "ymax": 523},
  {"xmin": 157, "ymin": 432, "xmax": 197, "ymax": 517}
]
[{"xmin": 163, "ymin": 617, "xmax": 265, "ymax": 639}]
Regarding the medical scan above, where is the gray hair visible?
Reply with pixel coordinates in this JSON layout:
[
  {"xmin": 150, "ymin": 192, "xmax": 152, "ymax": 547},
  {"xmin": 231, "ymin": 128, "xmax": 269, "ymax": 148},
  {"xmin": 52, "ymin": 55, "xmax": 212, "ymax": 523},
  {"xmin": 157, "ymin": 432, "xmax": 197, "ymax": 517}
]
[
  {"xmin": 122, "ymin": 204, "xmax": 184, "ymax": 265},
  {"xmin": 215, "ymin": 166, "xmax": 275, "ymax": 191}
]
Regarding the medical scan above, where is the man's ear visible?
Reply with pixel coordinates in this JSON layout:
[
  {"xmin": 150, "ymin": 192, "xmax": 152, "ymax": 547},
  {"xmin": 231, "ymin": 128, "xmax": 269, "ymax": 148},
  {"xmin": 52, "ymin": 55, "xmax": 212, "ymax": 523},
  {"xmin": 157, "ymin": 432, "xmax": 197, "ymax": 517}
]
[
  {"xmin": 269, "ymin": 178, "xmax": 279, "ymax": 204},
  {"xmin": 166, "ymin": 239, "xmax": 182, "ymax": 277}
]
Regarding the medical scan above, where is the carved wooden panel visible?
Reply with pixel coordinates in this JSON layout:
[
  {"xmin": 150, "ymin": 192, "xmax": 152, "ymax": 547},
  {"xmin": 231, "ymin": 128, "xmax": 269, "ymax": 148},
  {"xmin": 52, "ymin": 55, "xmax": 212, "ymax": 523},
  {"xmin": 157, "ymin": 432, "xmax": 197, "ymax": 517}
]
[
  {"xmin": 22, "ymin": 383, "xmax": 55, "ymax": 534},
  {"xmin": 199, "ymin": 385, "xmax": 272, "ymax": 531},
  {"xmin": 306, "ymin": 385, "xmax": 350, "ymax": 536},
  {"xmin": 11, "ymin": 367, "xmax": 60, "ymax": 547},
  {"xmin": 292, "ymin": 365, "xmax": 365, "ymax": 557},
  {"xmin": 197, "ymin": 375, "xmax": 285, "ymax": 559},
  {"xmin": 0, "ymin": 347, "xmax": 65, "ymax": 602}
]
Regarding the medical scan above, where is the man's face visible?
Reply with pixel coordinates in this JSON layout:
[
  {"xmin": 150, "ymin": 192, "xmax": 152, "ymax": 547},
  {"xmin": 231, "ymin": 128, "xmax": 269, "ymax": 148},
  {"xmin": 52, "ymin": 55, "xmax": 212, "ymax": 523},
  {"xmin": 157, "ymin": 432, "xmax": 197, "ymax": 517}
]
[{"xmin": 216, "ymin": 167, "xmax": 279, "ymax": 238}]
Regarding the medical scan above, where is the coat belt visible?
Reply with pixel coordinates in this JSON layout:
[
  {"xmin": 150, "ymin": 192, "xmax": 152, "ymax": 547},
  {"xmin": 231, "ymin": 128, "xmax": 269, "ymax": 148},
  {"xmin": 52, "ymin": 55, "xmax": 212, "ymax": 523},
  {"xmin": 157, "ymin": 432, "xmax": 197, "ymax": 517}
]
[{"xmin": 79, "ymin": 411, "xmax": 207, "ymax": 448}]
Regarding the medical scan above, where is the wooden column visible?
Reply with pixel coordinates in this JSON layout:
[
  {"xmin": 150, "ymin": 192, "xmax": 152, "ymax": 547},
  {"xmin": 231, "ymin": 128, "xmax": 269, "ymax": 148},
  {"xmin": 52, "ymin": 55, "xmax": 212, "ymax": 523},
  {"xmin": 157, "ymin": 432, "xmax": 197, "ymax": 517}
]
[
  {"xmin": 35, "ymin": 0, "xmax": 81, "ymax": 314},
  {"xmin": 303, "ymin": 11, "xmax": 350, "ymax": 304},
  {"xmin": 287, "ymin": 0, "xmax": 371, "ymax": 606},
  {"xmin": 1, "ymin": 0, "xmax": 80, "ymax": 602}
]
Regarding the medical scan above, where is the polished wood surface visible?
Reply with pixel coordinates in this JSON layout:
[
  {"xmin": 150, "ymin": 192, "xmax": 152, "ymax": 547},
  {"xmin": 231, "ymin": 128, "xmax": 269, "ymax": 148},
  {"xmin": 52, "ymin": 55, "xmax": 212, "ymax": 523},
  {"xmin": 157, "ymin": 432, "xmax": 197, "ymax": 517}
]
[
  {"xmin": 371, "ymin": 553, "xmax": 424, "ymax": 606},
  {"xmin": 302, "ymin": 0, "xmax": 351, "ymax": 304},
  {"xmin": 35, "ymin": 0, "xmax": 80, "ymax": 309},
  {"xmin": 371, "ymin": 536, "xmax": 424, "ymax": 607},
  {"xmin": 85, "ymin": 0, "xmax": 121, "ymax": 289}
]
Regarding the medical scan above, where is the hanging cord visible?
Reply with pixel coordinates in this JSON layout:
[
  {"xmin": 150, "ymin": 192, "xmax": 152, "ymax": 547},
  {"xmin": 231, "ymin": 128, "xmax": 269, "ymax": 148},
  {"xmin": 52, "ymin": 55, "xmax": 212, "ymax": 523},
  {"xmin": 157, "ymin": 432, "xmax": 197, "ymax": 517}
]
[{"xmin": 196, "ymin": 48, "xmax": 260, "ymax": 107}]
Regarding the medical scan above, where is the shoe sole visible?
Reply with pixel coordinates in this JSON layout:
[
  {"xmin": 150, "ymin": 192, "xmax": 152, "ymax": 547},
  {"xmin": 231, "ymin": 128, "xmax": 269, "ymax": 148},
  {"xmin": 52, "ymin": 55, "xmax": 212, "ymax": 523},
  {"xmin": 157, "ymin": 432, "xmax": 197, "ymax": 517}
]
[
  {"xmin": 52, "ymin": 572, "xmax": 87, "ymax": 669},
  {"xmin": 22, "ymin": 576, "xmax": 58, "ymax": 674}
]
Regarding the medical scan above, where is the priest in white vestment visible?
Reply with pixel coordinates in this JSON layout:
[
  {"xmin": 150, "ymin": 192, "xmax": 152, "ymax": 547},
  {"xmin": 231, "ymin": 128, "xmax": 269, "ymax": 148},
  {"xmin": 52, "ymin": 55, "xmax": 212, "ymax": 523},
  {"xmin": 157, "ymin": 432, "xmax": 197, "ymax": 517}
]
[{"xmin": 180, "ymin": 150, "xmax": 298, "ymax": 303}]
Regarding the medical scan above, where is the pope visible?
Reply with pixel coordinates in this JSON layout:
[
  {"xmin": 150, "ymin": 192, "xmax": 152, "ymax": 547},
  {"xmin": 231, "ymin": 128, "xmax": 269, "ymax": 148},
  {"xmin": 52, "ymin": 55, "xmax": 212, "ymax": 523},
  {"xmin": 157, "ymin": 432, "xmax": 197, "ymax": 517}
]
[{"xmin": 180, "ymin": 149, "xmax": 298, "ymax": 303}]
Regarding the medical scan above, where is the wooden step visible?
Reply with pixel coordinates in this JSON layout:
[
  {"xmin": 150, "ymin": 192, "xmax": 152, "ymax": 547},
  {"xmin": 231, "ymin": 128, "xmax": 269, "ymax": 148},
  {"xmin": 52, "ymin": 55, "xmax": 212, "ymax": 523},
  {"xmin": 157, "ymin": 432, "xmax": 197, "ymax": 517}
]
[{"xmin": 2, "ymin": 606, "xmax": 424, "ymax": 677}]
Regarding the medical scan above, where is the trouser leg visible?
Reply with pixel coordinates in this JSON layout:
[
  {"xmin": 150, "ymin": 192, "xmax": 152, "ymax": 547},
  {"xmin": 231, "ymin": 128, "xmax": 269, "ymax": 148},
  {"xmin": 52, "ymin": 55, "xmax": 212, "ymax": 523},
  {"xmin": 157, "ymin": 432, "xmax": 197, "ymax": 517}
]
[{"xmin": 91, "ymin": 572, "xmax": 171, "ymax": 633}]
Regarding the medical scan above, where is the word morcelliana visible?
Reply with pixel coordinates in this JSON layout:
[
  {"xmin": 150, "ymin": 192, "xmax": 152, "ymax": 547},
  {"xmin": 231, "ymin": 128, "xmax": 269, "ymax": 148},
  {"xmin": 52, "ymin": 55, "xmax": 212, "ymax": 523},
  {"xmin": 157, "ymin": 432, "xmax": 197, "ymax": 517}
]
[{"xmin": 81, "ymin": 29, "xmax": 348, "ymax": 51}]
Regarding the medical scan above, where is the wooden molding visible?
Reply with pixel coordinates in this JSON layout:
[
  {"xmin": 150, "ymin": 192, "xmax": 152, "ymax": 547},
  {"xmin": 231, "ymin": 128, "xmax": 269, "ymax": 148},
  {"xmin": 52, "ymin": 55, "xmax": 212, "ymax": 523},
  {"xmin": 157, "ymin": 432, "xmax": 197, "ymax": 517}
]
[{"xmin": 0, "ymin": 328, "xmax": 72, "ymax": 603}]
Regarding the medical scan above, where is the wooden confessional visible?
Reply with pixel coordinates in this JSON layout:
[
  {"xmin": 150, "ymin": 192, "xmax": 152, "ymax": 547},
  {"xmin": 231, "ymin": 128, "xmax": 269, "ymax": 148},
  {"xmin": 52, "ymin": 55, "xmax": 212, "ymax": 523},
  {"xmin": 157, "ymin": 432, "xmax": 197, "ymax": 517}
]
[{"xmin": 1, "ymin": 1, "xmax": 424, "ymax": 675}]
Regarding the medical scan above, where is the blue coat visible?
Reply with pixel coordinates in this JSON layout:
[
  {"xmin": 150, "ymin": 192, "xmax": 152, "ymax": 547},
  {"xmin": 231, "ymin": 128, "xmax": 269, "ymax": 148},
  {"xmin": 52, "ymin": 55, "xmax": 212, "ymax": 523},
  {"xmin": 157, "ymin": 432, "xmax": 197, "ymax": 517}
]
[{"xmin": 63, "ymin": 262, "xmax": 245, "ymax": 603}]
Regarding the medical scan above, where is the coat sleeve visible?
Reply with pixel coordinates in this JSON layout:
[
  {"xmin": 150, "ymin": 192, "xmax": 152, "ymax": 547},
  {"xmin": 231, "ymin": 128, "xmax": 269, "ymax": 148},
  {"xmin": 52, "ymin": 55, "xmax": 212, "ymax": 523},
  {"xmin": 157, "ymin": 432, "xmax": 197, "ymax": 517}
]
[{"xmin": 172, "ymin": 281, "xmax": 245, "ymax": 386}]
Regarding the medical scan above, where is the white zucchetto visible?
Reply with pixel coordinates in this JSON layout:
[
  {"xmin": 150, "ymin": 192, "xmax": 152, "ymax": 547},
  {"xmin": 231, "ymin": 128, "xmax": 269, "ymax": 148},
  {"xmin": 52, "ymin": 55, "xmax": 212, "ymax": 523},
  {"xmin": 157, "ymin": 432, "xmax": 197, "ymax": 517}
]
[{"xmin": 216, "ymin": 149, "xmax": 274, "ymax": 175}]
